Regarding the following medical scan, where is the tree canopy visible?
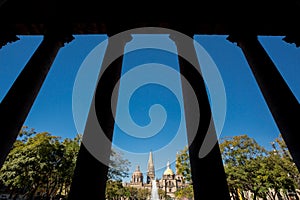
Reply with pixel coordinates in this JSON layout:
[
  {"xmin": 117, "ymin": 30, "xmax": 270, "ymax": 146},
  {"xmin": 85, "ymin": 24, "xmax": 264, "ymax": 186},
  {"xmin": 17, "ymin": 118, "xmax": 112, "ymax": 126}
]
[
  {"xmin": 0, "ymin": 126, "xmax": 81, "ymax": 199},
  {"xmin": 2, "ymin": 126, "xmax": 298, "ymax": 200},
  {"xmin": 0, "ymin": 126, "xmax": 131, "ymax": 200},
  {"xmin": 220, "ymin": 134, "xmax": 300, "ymax": 200},
  {"xmin": 176, "ymin": 145, "xmax": 192, "ymax": 183},
  {"xmin": 175, "ymin": 145, "xmax": 194, "ymax": 199}
]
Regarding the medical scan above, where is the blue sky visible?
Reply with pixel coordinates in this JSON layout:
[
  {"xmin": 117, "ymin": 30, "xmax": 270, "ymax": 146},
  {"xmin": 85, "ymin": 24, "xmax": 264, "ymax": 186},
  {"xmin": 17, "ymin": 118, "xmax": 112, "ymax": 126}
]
[{"xmin": 1, "ymin": 33, "xmax": 299, "ymax": 183}]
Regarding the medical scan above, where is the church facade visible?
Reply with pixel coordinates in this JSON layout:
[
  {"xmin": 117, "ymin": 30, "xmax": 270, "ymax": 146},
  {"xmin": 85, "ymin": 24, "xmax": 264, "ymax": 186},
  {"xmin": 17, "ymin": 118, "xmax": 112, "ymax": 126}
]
[{"xmin": 124, "ymin": 152, "xmax": 187, "ymax": 199}]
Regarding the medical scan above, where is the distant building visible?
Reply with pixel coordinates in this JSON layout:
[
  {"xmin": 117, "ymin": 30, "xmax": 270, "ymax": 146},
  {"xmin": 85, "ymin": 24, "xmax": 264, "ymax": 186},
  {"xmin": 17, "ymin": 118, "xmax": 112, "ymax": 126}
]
[{"xmin": 124, "ymin": 151, "xmax": 187, "ymax": 199}]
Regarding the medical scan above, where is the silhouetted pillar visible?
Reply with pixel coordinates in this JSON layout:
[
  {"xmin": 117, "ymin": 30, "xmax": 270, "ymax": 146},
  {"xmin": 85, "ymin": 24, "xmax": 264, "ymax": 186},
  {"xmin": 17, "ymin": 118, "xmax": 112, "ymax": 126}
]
[
  {"xmin": 68, "ymin": 34, "xmax": 132, "ymax": 200},
  {"xmin": 170, "ymin": 34, "xmax": 230, "ymax": 199},
  {"xmin": 228, "ymin": 34, "xmax": 300, "ymax": 171},
  {"xmin": 0, "ymin": 32, "xmax": 73, "ymax": 168}
]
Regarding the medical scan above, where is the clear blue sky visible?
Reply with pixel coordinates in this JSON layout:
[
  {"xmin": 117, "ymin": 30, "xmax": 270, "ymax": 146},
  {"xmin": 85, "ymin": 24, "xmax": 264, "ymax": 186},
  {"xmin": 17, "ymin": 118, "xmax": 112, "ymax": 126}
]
[{"xmin": 1, "ymin": 33, "xmax": 299, "ymax": 183}]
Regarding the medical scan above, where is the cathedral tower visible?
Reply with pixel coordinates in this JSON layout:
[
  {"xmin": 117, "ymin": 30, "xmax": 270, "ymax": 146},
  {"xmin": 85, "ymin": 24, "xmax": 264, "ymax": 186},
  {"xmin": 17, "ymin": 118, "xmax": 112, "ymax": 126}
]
[{"xmin": 147, "ymin": 151, "xmax": 155, "ymax": 184}]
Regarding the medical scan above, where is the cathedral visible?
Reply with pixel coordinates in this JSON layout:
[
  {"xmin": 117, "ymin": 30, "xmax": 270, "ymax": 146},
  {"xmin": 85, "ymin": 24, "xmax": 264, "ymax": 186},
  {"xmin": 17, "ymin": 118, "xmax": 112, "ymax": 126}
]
[{"xmin": 125, "ymin": 152, "xmax": 186, "ymax": 198}]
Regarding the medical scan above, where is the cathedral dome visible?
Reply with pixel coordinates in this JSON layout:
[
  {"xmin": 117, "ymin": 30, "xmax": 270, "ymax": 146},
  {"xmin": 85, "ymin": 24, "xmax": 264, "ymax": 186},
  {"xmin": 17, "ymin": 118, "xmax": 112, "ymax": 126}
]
[
  {"xmin": 131, "ymin": 165, "xmax": 143, "ymax": 184},
  {"xmin": 163, "ymin": 161, "xmax": 174, "ymax": 175},
  {"xmin": 133, "ymin": 165, "xmax": 143, "ymax": 176}
]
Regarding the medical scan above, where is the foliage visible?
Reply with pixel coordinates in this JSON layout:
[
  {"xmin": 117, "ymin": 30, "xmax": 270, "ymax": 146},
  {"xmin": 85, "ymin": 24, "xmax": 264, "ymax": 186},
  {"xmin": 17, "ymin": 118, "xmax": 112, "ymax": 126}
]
[
  {"xmin": 157, "ymin": 188, "xmax": 172, "ymax": 200},
  {"xmin": 220, "ymin": 134, "xmax": 300, "ymax": 200},
  {"xmin": 105, "ymin": 149, "xmax": 131, "ymax": 199},
  {"xmin": 5, "ymin": 127, "xmax": 297, "ymax": 200},
  {"xmin": 0, "ymin": 126, "xmax": 131, "ymax": 199},
  {"xmin": 136, "ymin": 187, "xmax": 150, "ymax": 200},
  {"xmin": 175, "ymin": 145, "xmax": 194, "ymax": 199},
  {"xmin": 0, "ymin": 126, "xmax": 81, "ymax": 199},
  {"xmin": 105, "ymin": 180, "xmax": 129, "ymax": 200},
  {"xmin": 175, "ymin": 185, "xmax": 194, "ymax": 200},
  {"xmin": 106, "ymin": 183, "xmax": 152, "ymax": 200},
  {"xmin": 108, "ymin": 149, "xmax": 131, "ymax": 181},
  {"xmin": 220, "ymin": 135, "xmax": 267, "ymax": 199},
  {"xmin": 176, "ymin": 145, "xmax": 192, "ymax": 183}
]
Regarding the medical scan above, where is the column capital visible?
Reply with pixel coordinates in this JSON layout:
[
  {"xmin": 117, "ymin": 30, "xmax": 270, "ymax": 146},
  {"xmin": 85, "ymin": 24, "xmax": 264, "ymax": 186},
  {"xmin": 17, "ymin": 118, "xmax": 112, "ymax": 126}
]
[
  {"xmin": 169, "ymin": 32, "xmax": 194, "ymax": 43},
  {"xmin": 226, "ymin": 33, "xmax": 258, "ymax": 46},
  {"xmin": 107, "ymin": 31, "xmax": 133, "ymax": 45},
  {"xmin": 43, "ymin": 25, "xmax": 74, "ymax": 46},
  {"xmin": 283, "ymin": 33, "xmax": 300, "ymax": 47},
  {"xmin": 168, "ymin": 33, "xmax": 177, "ymax": 42},
  {"xmin": 0, "ymin": 29, "xmax": 20, "ymax": 49}
]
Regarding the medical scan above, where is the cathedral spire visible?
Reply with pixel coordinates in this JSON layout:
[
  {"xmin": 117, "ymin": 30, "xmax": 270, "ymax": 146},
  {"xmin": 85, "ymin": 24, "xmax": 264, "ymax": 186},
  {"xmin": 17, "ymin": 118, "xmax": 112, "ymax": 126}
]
[
  {"xmin": 147, "ymin": 151, "xmax": 154, "ymax": 173},
  {"xmin": 147, "ymin": 151, "xmax": 155, "ymax": 183}
]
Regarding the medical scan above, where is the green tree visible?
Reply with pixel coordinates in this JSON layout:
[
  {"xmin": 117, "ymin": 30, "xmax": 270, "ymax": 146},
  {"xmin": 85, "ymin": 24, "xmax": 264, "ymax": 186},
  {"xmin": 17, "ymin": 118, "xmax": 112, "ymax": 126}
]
[
  {"xmin": 220, "ymin": 134, "xmax": 267, "ymax": 200},
  {"xmin": 105, "ymin": 180, "xmax": 126, "ymax": 200},
  {"xmin": 105, "ymin": 149, "xmax": 131, "ymax": 199},
  {"xmin": 0, "ymin": 126, "xmax": 132, "ymax": 199},
  {"xmin": 176, "ymin": 145, "xmax": 192, "ymax": 183},
  {"xmin": 127, "ymin": 186, "xmax": 138, "ymax": 200},
  {"xmin": 267, "ymin": 135, "xmax": 300, "ymax": 199},
  {"xmin": 220, "ymin": 134, "xmax": 300, "ymax": 200},
  {"xmin": 1, "ymin": 129, "xmax": 61, "ymax": 198},
  {"xmin": 57, "ymin": 134, "xmax": 81, "ymax": 196},
  {"xmin": 158, "ymin": 188, "xmax": 169, "ymax": 199},
  {"xmin": 0, "ymin": 127, "xmax": 81, "ymax": 199},
  {"xmin": 175, "ymin": 145, "xmax": 194, "ymax": 199},
  {"xmin": 136, "ymin": 188, "xmax": 150, "ymax": 200},
  {"xmin": 107, "ymin": 149, "xmax": 131, "ymax": 181},
  {"xmin": 175, "ymin": 185, "xmax": 194, "ymax": 200}
]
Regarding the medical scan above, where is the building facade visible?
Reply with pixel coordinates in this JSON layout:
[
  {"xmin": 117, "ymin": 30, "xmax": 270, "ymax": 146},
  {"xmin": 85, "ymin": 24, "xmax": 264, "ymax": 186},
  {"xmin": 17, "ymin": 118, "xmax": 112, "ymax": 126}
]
[{"xmin": 125, "ymin": 152, "xmax": 187, "ymax": 199}]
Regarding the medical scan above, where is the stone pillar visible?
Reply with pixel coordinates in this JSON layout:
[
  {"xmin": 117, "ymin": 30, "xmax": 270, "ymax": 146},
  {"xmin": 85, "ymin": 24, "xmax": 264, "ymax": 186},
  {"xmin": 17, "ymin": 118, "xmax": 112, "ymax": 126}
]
[
  {"xmin": 68, "ymin": 33, "xmax": 132, "ymax": 200},
  {"xmin": 170, "ymin": 34, "xmax": 230, "ymax": 200},
  {"xmin": 0, "ymin": 31, "xmax": 74, "ymax": 168},
  {"xmin": 228, "ymin": 34, "xmax": 300, "ymax": 171}
]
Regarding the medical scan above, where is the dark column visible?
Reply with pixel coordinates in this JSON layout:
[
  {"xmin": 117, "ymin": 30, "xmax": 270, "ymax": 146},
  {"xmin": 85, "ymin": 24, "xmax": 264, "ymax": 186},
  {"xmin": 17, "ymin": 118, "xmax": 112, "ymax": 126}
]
[
  {"xmin": 68, "ymin": 34, "xmax": 132, "ymax": 200},
  {"xmin": 227, "ymin": 34, "xmax": 300, "ymax": 172},
  {"xmin": 0, "ymin": 32, "xmax": 73, "ymax": 168},
  {"xmin": 170, "ymin": 34, "xmax": 230, "ymax": 199}
]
